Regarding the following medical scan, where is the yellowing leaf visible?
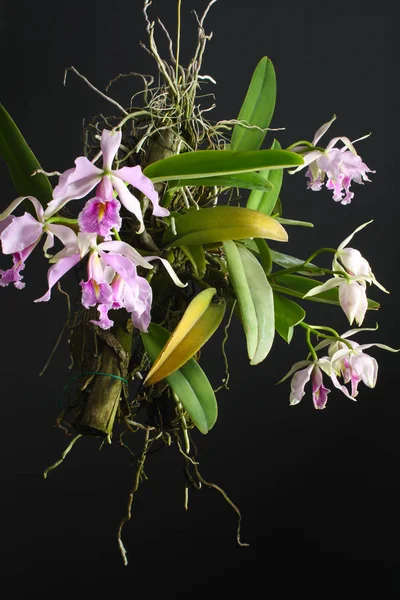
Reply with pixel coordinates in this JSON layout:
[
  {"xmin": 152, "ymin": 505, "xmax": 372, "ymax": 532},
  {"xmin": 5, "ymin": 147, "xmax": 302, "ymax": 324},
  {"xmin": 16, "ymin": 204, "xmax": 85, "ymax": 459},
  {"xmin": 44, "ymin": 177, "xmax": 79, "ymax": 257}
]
[
  {"xmin": 163, "ymin": 206, "xmax": 288, "ymax": 247},
  {"xmin": 144, "ymin": 288, "xmax": 226, "ymax": 385}
]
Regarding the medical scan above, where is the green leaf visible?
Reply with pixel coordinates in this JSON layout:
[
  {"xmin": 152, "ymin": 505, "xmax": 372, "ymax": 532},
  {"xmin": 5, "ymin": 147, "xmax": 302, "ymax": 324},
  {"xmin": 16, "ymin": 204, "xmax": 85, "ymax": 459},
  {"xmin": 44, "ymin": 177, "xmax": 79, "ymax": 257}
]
[
  {"xmin": 254, "ymin": 238, "xmax": 272, "ymax": 275},
  {"xmin": 271, "ymin": 274, "xmax": 380, "ymax": 310},
  {"xmin": 168, "ymin": 172, "xmax": 274, "ymax": 192},
  {"xmin": 275, "ymin": 217, "xmax": 314, "ymax": 228},
  {"xmin": 223, "ymin": 240, "xmax": 275, "ymax": 365},
  {"xmin": 143, "ymin": 149, "xmax": 303, "ymax": 183},
  {"xmin": 240, "ymin": 242, "xmax": 325, "ymax": 276},
  {"xmin": 0, "ymin": 104, "xmax": 53, "ymax": 206},
  {"xmin": 181, "ymin": 244, "xmax": 206, "ymax": 278},
  {"xmin": 246, "ymin": 139, "xmax": 283, "ymax": 214},
  {"xmin": 231, "ymin": 56, "xmax": 276, "ymax": 152},
  {"xmin": 163, "ymin": 206, "xmax": 288, "ymax": 247},
  {"xmin": 141, "ymin": 323, "xmax": 218, "ymax": 434},
  {"xmin": 274, "ymin": 293, "xmax": 306, "ymax": 343}
]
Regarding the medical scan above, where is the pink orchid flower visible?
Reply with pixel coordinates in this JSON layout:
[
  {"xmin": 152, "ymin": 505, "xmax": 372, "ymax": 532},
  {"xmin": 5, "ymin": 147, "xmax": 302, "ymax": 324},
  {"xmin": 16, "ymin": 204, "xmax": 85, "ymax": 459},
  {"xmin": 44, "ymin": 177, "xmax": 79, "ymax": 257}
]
[
  {"xmin": 44, "ymin": 129, "xmax": 169, "ymax": 234},
  {"xmin": 314, "ymin": 327, "xmax": 399, "ymax": 398},
  {"xmin": 303, "ymin": 222, "xmax": 388, "ymax": 326},
  {"xmin": 34, "ymin": 231, "xmax": 186, "ymax": 331},
  {"xmin": 290, "ymin": 115, "xmax": 374, "ymax": 204},
  {"xmin": 0, "ymin": 196, "xmax": 76, "ymax": 289}
]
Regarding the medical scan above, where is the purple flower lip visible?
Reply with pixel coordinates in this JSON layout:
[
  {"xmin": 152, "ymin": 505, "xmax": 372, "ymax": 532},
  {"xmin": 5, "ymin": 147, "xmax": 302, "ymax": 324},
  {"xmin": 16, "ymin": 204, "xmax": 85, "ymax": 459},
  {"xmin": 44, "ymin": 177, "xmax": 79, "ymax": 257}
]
[{"xmin": 78, "ymin": 196, "xmax": 122, "ymax": 240}]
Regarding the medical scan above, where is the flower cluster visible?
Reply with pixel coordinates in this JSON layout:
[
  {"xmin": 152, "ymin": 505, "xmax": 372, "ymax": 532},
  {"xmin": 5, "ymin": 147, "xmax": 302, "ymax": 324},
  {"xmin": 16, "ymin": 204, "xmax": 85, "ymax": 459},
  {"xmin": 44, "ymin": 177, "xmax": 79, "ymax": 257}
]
[
  {"xmin": 282, "ymin": 328, "xmax": 398, "ymax": 410},
  {"xmin": 0, "ymin": 129, "xmax": 183, "ymax": 331}
]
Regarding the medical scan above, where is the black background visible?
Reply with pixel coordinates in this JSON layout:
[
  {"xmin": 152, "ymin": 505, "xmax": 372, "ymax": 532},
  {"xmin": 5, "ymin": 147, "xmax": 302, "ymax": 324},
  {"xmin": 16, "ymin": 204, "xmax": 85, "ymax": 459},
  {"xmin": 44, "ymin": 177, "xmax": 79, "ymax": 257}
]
[{"xmin": 2, "ymin": 0, "xmax": 399, "ymax": 595}]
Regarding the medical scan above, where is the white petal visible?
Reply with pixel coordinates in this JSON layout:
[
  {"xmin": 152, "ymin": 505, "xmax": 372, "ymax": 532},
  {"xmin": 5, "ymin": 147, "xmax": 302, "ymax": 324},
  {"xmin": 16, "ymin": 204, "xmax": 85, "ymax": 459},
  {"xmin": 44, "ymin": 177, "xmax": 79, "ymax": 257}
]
[
  {"xmin": 303, "ymin": 277, "xmax": 342, "ymax": 298},
  {"xmin": 146, "ymin": 256, "xmax": 187, "ymax": 288}
]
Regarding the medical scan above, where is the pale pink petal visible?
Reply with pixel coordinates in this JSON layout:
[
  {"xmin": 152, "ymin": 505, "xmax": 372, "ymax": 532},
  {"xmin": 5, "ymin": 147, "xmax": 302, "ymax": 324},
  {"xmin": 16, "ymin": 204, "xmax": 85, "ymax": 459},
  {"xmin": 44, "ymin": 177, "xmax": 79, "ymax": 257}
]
[
  {"xmin": 130, "ymin": 276, "xmax": 152, "ymax": 332},
  {"xmin": 110, "ymin": 176, "xmax": 144, "ymax": 233},
  {"xmin": 46, "ymin": 223, "xmax": 79, "ymax": 250},
  {"xmin": 113, "ymin": 165, "xmax": 169, "ymax": 217},
  {"xmin": 0, "ymin": 213, "xmax": 43, "ymax": 254},
  {"xmin": 350, "ymin": 354, "xmax": 378, "ymax": 388},
  {"xmin": 34, "ymin": 253, "xmax": 81, "ymax": 302},
  {"xmin": 98, "ymin": 240, "xmax": 152, "ymax": 269},
  {"xmin": 43, "ymin": 230, "xmax": 55, "ymax": 256},
  {"xmin": 96, "ymin": 176, "xmax": 114, "ymax": 201},
  {"xmin": 0, "ymin": 195, "xmax": 44, "ymax": 222},
  {"xmin": 100, "ymin": 129, "xmax": 122, "ymax": 171},
  {"xmin": 0, "ymin": 216, "xmax": 14, "ymax": 235},
  {"xmin": 329, "ymin": 371, "xmax": 356, "ymax": 400},
  {"xmin": 45, "ymin": 158, "xmax": 103, "ymax": 217},
  {"xmin": 289, "ymin": 364, "xmax": 314, "ymax": 405},
  {"xmin": 338, "ymin": 281, "xmax": 367, "ymax": 326},
  {"xmin": 101, "ymin": 252, "xmax": 138, "ymax": 284}
]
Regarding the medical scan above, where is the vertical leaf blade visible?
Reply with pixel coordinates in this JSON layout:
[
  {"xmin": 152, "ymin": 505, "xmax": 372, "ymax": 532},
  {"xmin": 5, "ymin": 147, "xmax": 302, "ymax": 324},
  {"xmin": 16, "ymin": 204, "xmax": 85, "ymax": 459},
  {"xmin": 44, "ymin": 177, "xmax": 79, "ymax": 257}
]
[
  {"xmin": 0, "ymin": 104, "xmax": 53, "ymax": 206},
  {"xmin": 231, "ymin": 57, "xmax": 276, "ymax": 152}
]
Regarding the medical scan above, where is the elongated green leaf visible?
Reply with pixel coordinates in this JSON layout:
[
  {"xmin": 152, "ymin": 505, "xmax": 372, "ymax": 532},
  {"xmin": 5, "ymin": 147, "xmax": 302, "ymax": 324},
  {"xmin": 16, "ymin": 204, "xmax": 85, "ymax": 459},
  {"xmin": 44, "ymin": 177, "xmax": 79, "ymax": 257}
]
[
  {"xmin": 240, "ymin": 241, "xmax": 325, "ymax": 276},
  {"xmin": 247, "ymin": 140, "xmax": 283, "ymax": 213},
  {"xmin": 181, "ymin": 244, "xmax": 206, "ymax": 278},
  {"xmin": 144, "ymin": 288, "xmax": 225, "ymax": 385},
  {"xmin": 163, "ymin": 206, "xmax": 288, "ymax": 247},
  {"xmin": 224, "ymin": 241, "xmax": 275, "ymax": 365},
  {"xmin": 271, "ymin": 274, "xmax": 380, "ymax": 310},
  {"xmin": 0, "ymin": 104, "xmax": 53, "ymax": 206},
  {"xmin": 141, "ymin": 323, "xmax": 217, "ymax": 434},
  {"xmin": 169, "ymin": 172, "xmax": 273, "ymax": 192},
  {"xmin": 254, "ymin": 238, "xmax": 272, "ymax": 275},
  {"xmin": 274, "ymin": 293, "xmax": 306, "ymax": 343},
  {"xmin": 231, "ymin": 57, "xmax": 276, "ymax": 152},
  {"xmin": 143, "ymin": 149, "xmax": 303, "ymax": 183}
]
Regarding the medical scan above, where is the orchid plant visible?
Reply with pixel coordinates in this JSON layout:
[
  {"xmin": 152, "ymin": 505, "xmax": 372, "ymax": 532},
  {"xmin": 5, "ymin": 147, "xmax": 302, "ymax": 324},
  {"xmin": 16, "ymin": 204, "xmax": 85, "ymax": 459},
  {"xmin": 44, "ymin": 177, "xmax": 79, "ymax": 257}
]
[{"xmin": 0, "ymin": 0, "xmax": 396, "ymax": 565}]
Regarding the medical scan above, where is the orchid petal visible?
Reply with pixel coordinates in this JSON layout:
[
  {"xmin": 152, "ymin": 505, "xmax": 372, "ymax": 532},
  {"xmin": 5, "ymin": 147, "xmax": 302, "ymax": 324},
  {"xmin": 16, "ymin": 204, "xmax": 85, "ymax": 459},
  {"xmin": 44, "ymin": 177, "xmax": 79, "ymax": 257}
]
[
  {"xmin": 43, "ymin": 230, "xmax": 55, "ymax": 257},
  {"xmin": 278, "ymin": 360, "xmax": 313, "ymax": 384},
  {"xmin": 289, "ymin": 364, "xmax": 314, "ymax": 405},
  {"xmin": 34, "ymin": 253, "xmax": 81, "ymax": 302},
  {"xmin": 111, "ymin": 176, "xmax": 145, "ymax": 233},
  {"xmin": 100, "ymin": 129, "xmax": 122, "ymax": 171},
  {"xmin": 46, "ymin": 223, "xmax": 78, "ymax": 249},
  {"xmin": 326, "ymin": 136, "xmax": 357, "ymax": 154},
  {"xmin": 0, "ymin": 213, "xmax": 43, "ymax": 254},
  {"xmin": 289, "ymin": 150, "xmax": 323, "ymax": 174},
  {"xmin": 113, "ymin": 165, "xmax": 169, "ymax": 217},
  {"xmin": 146, "ymin": 256, "xmax": 187, "ymax": 288},
  {"xmin": 312, "ymin": 115, "xmax": 336, "ymax": 145},
  {"xmin": 339, "ymin": 280, "xmax": 368, "ymax": 326},
  {"xmin": 357, "ymin": 343, "xmax": 400, "ymax": 353},
  {"xmin": 130, "ymin": 276, "xmax": 152, "ymax": 332},
  {"xmin": 302, "ymin": 277, "xmax": 342, "ymax": 298},
  {"xmin": 98, "ymin": 240, "xmax": 152, "ymax": 269},
  {"xmin": 330, "ymin": 371, "xmax": 356, "ymax": 400},
  {"xmin": 0, "ymin": 195, "xmax": 44, "ymax": 222},
  {"xmin": 337, "ymin": 221, "xmax": 373, "ymax": 251},
  {"xmin": 45, "ymin": 158, "xmax": 103, "ymax": 217}
]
